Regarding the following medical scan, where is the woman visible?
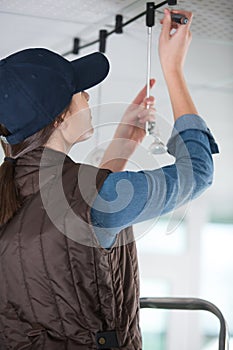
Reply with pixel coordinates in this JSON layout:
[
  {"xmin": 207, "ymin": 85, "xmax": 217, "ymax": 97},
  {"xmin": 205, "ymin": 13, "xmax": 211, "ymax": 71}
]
[{"xmin": 0, "ymin": 10, "xmax": 218, "ymax": 350}]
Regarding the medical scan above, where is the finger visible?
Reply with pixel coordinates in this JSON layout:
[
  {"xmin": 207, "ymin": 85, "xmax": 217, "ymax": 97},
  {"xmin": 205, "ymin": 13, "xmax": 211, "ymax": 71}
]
[
  {"xmin": 133, "ymin": 79, "xmax": 155, "ymax": 105},
  {"xmin": 138, "ymin": 114, "xmax": 156, "ymax": 124},
  {"xmin": 149, "ymin": 78, "xmax": 155, "ymax": 89},
  {"xmin": 138, "ymin": 107, "xmax": 156, "ymax": 119},
  {"xmin": 143, "ymin": 96, "xmax": 155, "ymax": 107},
  {"xmin": 171, "ymin": 10, "xmax": 193, "ymax": 21},
  {"xmin": 160, "ymin": 18, "xmax": 178, "ymax": 31},
  {"xmin": 160, "ymin": 8, "xmax": 172, "ymax": 40},
  {"xmin": 132, "ymin": 79, "xmax": 156, "ymax": 105}
]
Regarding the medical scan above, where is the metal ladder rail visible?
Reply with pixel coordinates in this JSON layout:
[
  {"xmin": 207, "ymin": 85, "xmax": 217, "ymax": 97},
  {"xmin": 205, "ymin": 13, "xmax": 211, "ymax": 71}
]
[{"xmin": 140, "ymin": 297, "xmax": 229, "ymax": 350}]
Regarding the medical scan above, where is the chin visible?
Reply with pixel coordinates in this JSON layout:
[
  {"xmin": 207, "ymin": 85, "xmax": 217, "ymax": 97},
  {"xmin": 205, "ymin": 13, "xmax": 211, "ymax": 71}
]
[{"xmin": 75, "ymin": 128, "xmax": 94, "ymax": 143}]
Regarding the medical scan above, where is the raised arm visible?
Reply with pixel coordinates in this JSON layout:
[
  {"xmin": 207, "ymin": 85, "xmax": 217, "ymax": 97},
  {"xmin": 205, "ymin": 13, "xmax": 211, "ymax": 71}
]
[{"xmin": 159, "ymin": 9, "xmax": 197, "ymax": 119}]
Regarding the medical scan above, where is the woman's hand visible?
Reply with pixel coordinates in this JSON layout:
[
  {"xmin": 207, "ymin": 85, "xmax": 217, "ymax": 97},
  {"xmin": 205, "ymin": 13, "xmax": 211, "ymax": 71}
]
[
  {"xmin": 159, "ymin": 9, "xmax": 193, "ymax": 76},
  {"xmin": 99, "ymin": 80, "xmax": 156, "ymax": 171},
  {"xmin": 114, "ymin": 79, "xmax": 156, "ymax": 145}
]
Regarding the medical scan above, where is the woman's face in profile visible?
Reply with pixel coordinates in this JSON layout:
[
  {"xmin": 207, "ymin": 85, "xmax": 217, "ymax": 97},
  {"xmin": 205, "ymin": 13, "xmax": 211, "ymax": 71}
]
[{"xmin": 63, "ymin": 91, "xmax": 94, "ymax": 144}]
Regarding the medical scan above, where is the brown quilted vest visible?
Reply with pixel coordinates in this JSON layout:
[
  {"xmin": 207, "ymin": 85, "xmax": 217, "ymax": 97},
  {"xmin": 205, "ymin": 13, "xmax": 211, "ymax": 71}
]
[{"xmin": 0, "ymin": 147, "xmax": 142, "ymax": 350}]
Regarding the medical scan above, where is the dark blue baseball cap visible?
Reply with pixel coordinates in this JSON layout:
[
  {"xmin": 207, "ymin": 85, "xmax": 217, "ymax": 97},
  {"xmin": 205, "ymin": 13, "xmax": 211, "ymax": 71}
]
[{"xmin": 0, "ymin": 48, "xmax": 110, "ymax": 145}]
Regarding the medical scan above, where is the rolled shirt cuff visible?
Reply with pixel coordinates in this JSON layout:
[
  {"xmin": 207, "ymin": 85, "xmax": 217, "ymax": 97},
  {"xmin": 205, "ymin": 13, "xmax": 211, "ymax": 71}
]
[{"xmin": 167, "ymin": 114, "xmax": 219, "ymax": 155}]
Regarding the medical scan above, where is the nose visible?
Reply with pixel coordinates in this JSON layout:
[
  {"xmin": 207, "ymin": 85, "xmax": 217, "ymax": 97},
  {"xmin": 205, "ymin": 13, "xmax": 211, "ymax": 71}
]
[{"xmin": 83, "ymin": 91, "xmax": 90, "ymax": 102}]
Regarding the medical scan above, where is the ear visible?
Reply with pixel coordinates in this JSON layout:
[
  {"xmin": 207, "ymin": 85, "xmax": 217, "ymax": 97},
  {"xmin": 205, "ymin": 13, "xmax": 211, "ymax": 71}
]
[
  {"xmin": 53, "ymin": 109, "xmax": 70, "ymax": 128},
  {"xmin": 54, "ymin": 120, "xmax": 60, "ymax": 128}
]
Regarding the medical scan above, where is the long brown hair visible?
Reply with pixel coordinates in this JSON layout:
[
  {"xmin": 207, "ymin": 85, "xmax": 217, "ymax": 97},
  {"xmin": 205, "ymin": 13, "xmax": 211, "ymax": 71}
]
[{"xmin": 0, "ymin": 109, "xmax": 68, "ymax": 227}]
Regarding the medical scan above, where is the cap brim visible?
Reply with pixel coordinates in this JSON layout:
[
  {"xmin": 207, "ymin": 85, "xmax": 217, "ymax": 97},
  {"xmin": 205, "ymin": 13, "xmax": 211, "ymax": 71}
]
[{"xmin": 71, "ymin": 52, "xmax": 110, "ymax": 93}]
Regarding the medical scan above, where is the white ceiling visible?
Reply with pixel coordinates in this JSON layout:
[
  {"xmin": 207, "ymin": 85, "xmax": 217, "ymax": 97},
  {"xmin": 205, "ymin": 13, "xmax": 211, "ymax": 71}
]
[
  {"xmin": 1, "ymin": 0, "xmax": 233, "ymax": 55},
  {"xmin": 0, "ymin": 0, "xmax": 233, "ymax": 220}
]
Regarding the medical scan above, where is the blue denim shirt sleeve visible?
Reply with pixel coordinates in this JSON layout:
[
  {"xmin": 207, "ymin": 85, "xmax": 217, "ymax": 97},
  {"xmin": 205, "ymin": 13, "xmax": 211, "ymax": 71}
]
[
  {"xmin": 91, "ymin": 114, "xmax": 219, "ymax": 248},
  {"xmin": 167, "ymin": 114, "xmax": 219, "ymax": 154}
]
